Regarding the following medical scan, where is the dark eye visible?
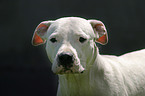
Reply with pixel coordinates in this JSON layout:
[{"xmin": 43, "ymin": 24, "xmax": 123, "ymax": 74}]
[
  {"xmin": 50, "ymin": 38, "xmax": 57, "ymax": 43},
  {"xmin": 79, "ymin": 37, "xmax": 87, "ymax": 43}
]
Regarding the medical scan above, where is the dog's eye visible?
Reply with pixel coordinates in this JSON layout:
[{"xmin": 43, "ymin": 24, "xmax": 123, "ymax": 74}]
[
  {"xmin": 79, "ymin": 37, "xmax": 87, "ymax": 43},
  {"xmin": 50, "ymin": 38, "xmax": 57, "ymax": 43}
]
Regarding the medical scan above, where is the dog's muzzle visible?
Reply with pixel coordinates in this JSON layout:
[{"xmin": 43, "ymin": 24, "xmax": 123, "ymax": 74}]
[
  {"xmin": 53, "ymin": 52, "xmax": 85, "ymax": 74},
  {"xmin": 58, "ymin": 52, "xmax": 74, "ymax": 69}
]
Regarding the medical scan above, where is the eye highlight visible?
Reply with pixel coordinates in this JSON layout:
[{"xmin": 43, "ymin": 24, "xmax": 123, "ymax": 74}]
[
  {"xmin": 50, "ymin": 38, "xmax": 57, "ymax": 43},
  {"xmin": 79, "ymin": 37, "xmax": 87, "ymax": 43}
]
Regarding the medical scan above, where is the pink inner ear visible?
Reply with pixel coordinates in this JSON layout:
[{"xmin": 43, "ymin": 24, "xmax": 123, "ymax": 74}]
[
  {"xmin": 36, "ymin": 24, "xmax": 48, "ymax": 36},
  {"xmin": 33, "ymin": 33, "xmax": 44, "ymax": 45},
  {"xmin": 96, "ymin": 34, "xmax": 107, "ymax": 44},
  {"xmin": 95, "ymin": 24, "xmax": 104, "ymax": 31},
  {"xmin": 32, "ymin": 23, "xmax": 48, "ymax": 46}
]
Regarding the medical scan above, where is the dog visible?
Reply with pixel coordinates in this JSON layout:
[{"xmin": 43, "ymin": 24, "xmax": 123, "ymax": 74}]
[{"xmin": 32, "ymin": 17, "xmax": 145, "ymax": 96}]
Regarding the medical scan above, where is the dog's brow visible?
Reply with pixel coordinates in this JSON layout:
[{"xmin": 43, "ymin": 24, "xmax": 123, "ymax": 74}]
[
  {"xmin": 75, "ymin": 31, "xmax": 88, "ymax": 37},
  {"xmin": 49, "ymin": 33, "xmax": 58, "ymax": 38}
]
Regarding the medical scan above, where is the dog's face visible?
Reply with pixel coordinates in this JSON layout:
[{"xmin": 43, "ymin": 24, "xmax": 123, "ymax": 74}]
[{"xmin": 32, "ymin": 17, "xmax": 108, "ymax": 74}]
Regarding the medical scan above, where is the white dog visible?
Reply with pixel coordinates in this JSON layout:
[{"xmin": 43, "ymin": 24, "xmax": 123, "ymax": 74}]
[{"xmin": 32, "ymin": 17, "xmax": 145, "ymax": 96}]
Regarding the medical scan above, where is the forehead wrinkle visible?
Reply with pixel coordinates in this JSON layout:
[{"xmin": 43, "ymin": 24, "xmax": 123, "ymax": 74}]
[
  {"xmin": 55, "ymin": 21, "xmax": 78, "ymax": 38},
  {"xmin": 48, "ymin": 17, "xmax": 94, "ymax": 40}
]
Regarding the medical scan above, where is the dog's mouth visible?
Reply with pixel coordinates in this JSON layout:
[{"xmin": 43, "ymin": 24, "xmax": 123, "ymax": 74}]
[
  {"xmin": 52, "ymin": 52, "xmax": 85, "ymax": 74},
  {"xmin": 53, "ymin": 60, "xmax": 85, "ymax": 74},
  {"xmin": 52, "ymin": 59, "xmax": 85, "ymax": 74},
  {"xmin": 55, "ymin": 68, "xmax": 85, "ymax": 74}
]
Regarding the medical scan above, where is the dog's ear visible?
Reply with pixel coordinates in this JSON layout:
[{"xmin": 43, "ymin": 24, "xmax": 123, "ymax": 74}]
[
  {"xmin": 32, "ymin": 21, "xmax": 52, "ymax": 46},
  {"xmin": 89, "ymin": 20, "xmax": 108, "ymax": 45}
]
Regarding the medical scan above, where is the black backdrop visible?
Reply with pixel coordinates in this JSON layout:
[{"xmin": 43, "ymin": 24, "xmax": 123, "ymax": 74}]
[{"xmin": 1, "ymin": 0, "xmax": 145, "ymax": 96}]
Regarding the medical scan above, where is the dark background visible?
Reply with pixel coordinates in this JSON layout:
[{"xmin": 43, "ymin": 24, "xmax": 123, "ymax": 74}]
[{"xmin": 1, "ymin": 0, "xmax": 145, "ymax": 96}]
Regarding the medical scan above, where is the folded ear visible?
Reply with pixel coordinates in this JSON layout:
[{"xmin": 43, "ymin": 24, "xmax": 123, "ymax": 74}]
[
  {"xmin": 32, "ymin": 21, "xmax": 52, "ymax": 46},
  {"xmin": 88, "ymin": 20, "xmax": 108, "ymax": 45}
]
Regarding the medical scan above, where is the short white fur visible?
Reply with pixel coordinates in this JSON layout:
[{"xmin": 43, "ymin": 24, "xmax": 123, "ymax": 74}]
[{"xmin": 32, "ymin": 17, "xmax": 145, "ymax": 96}]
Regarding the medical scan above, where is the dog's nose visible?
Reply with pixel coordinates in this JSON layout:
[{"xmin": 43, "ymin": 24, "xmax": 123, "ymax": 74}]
[{"xmin": 58, "ymin": 52, "xmax": 74, "ymax": 68}]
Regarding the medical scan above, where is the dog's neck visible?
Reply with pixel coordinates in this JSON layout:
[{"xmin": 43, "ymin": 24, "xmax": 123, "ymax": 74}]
[
  {"xmin": 57, "ymin": 46, "xmax": 106, "ymax": 96},
  {"xmin": 86, "ymin": 44, "xmax": 98, "ymax": 70}
]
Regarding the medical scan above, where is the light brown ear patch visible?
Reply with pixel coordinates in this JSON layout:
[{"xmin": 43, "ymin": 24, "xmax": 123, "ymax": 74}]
[
  {"xmin": 96, "ymin": 34, "xmax": 108, "ymax": 45},
  {"xmin": 36, "ymin": 24, "xmax": 48, "ymax": 36},
  {"xmin": 94, "ymin": 24, "xmax": 104, "ymax": 32},
  {"xmin": 32, "ymin": 21, "xmax": 50, "ymax": 46},
  {"xmin": 32, "ymin": 33, "xmax": 44, "ymax": 46},
  {"xmin": 89, "ymin": 20, "xmax": 108, "ymax": 45}
]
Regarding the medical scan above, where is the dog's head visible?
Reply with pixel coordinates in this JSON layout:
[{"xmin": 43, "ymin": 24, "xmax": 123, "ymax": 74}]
[{"xmin": 32, "ymin": 17, "xmax": 108, "ymax": 74}]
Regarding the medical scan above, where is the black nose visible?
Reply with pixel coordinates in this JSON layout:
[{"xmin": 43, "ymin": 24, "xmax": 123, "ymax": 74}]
[{"xmin": 58, "ymin": 52, "xmax": 74, "ymax": 68}]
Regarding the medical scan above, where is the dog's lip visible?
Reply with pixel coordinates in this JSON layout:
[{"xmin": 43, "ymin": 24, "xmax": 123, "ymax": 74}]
[
  {"xmin": 52, "ymin": 57, "xmax": 85, "ymax": 74},
  {"xmin": 54, "ymin": 69, "xmax": 85, "ymax": 74}
]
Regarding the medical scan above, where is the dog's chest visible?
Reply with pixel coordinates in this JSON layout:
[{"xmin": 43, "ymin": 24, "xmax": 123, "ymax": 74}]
[{"xmin": 58, "ymin": 74, "xmax": 109, "ymax": 96}]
